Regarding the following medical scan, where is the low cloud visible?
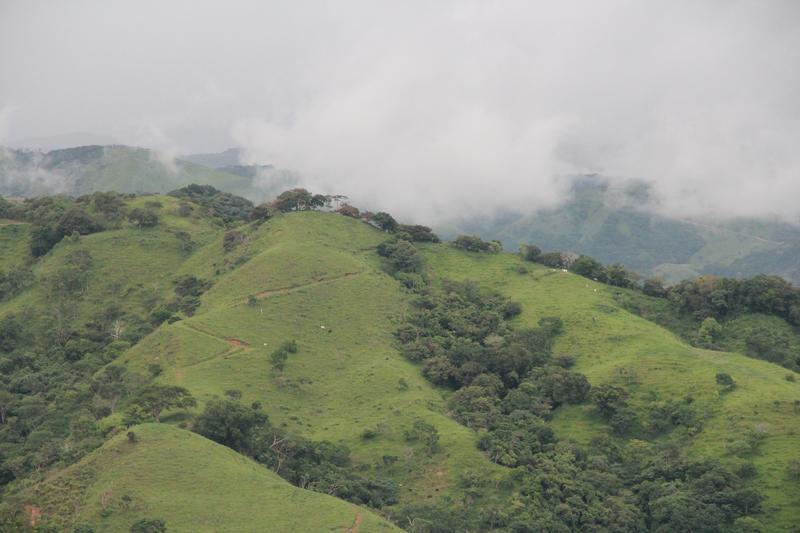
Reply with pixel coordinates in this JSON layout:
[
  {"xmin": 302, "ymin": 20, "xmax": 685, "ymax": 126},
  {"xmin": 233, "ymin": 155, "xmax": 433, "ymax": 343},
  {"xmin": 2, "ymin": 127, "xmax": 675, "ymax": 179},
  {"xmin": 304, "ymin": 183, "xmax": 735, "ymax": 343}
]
[{"xmin": 2, "ymin": 1, "xmax": 799, "ymax": 223}]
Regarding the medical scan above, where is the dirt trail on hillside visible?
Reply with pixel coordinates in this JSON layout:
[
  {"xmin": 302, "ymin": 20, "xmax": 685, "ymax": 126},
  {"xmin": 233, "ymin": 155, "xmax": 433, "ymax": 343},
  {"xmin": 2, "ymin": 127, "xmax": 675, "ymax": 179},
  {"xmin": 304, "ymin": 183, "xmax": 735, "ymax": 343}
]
[
  {"xmin": 251, "ymin": 271, "xmax": 363, "ymax": 300},
  {"xmin": 172, "ymin": 322, "xmax": 249, "ymax": 382},
  {"xmin": 345, "ymin": 512, "xmax": 363, "ymax": 533},
  {"xmin": 178, "ymin": 322, "xmax": 250, "ymax": 349}
]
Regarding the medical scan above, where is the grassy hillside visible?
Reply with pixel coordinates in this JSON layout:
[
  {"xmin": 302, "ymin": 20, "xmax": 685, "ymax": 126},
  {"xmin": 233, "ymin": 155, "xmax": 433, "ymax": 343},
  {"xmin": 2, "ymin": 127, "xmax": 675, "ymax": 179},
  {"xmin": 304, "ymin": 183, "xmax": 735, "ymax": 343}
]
[
  {"xmin": 121, "ymin": 212, "xmax": 505, "ymax": 501},
  {"xmin": 420, "ymin": 245, "xmax": 800, "ymax": 531},
  {"xmin": 19, "ymin": 423, "xmax": 399, "ymax": 532},
  {"xmin": 446, "ymin": 176, "xmax": 800, "ymax": 285},
  {"xmin": 3, "ymin": 201, "xmax": 799, "ymax": 530}
]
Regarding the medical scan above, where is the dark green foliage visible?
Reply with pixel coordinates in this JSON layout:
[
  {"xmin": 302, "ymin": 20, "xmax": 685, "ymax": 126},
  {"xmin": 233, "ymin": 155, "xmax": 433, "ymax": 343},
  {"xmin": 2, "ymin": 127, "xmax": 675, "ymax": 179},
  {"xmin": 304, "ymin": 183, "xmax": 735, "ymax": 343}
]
[
  {"xmin": 269, "ymin": 340, "xmax": 298, "ymax": 371},
  {"xmin": 130, "ymin": 384, "xmax": 196, "ymax": 422},
  {"xmin": 271, "ymin": 188, "xmax": 327, "ymax": 212},
  {"xmin": 129, "ymin": 518, "xmax": 166, "ymax": 533},
  {"xmin": 193, "ymin": 400, "xmax": 397, "ymax": 508},
  {"xmin": 396, "ymin": 224, "xmax": 439, "ymax": 242},
  {"xmin": 173, "ymin": 275, "xmax": 211, "ymax": 298},
  {"xmin": 223, "ymin": 230, "xmax": 245, "ymax": 252},
  {"xmin": 452, "ymin": 234, "xmax": 500, "ymax": 253},
  {"xmin": 90, "ymin": 191, "xmax": 127, "ymax": 220},
  {"xmin": 527, "ymin": 366, "xmax": 591, "ymax": 407},
  {"xmin": 151, "ymin": 275, "xmax": 213, "ymax": 319},
  {"xmin": 377, "ymin": 238, "xmax": 424, "ymax": 274},
  {"xmin": 478, "ymin": 410, "xmax": 555, "ymax": 466},
  {"xmin": 591, "ymin": 384, "xmax": 629, "ymax": 418},
  {"xmin": 536, "ymin": 251, "xmax": 571, "ymax": 268},
  {"xmin": 127, "ymin": 208, "xmax": 159, "ymax": 229},
  {"xmin": 25, "ymin": 199, "xmax": 104, "ymax": 256},
  {"xmin": 168, "ymin": 184, "xmax": 254, "ymax": 222},
  {"xmin": 58, "ymin": 208, "xmax": 104, "ymax": 236},
  {"xmin": 571, "ymin": 255, "xmax": 606, "ymax": 280},
  {"xmin": 194, "ymin": 399, "xmax": 268, "ymax": 454},
  {"xmin": 0, "ymin": 315, "xmax": 22, "ymax": 353},
  {"xmin": 604, "ymin": 262, "xmax": 635, "ymax": 287},
  {"xmin": 249, "ymin": 203, "xmax": 273, "ymax": 222},
  {"xmin": 642, "ymin": 278, "xmax": 667, "ymax": 297},
  {"xmin": 716, "ymin": 372, "xmax": 736, "ymax": 390},
  {"xmin": 371, "ymin": 212, "xmax": 398, "ymax": 232},
  {"xmin": 519, "ymin": 244, "xmax": 542, "ymax": 262}
]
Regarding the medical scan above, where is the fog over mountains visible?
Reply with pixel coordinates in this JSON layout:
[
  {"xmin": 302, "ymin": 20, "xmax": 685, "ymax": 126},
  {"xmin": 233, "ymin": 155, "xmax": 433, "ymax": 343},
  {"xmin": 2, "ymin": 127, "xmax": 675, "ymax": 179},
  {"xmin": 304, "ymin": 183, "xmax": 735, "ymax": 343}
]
[{"xmin": 2, "ymin": 1, "xmax": 799, "ymax": 223}]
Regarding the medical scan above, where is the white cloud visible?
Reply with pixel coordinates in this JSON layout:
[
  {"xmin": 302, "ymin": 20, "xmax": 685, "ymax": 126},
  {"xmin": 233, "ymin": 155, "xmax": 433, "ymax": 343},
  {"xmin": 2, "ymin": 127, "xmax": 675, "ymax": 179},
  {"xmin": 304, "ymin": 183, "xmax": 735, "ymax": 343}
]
[{"xmin": 2, "ymin": 1, "xmax": 799, "ymax": 221}]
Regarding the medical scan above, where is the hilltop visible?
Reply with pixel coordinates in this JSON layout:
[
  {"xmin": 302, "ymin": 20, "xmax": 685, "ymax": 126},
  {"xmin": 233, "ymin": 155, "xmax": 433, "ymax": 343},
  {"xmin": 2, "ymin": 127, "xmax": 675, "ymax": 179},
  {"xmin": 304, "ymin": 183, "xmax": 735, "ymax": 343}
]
[{"xmin": 0, "ymin": 192, "xmax": 798, "ymax": 531}]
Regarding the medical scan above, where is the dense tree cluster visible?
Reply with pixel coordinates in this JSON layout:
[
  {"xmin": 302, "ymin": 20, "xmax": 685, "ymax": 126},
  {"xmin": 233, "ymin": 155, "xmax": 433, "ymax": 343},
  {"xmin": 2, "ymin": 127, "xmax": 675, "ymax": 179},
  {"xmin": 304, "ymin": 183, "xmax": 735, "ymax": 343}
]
[
  {"xmin": 194, "ymin": 399, "xmax": 398, "ymax": 508},
  {"xmin": 150, "ymin": 275, "xmax": 213, "ymax": 323},
  {"xmin": 452, "ymin": 235, "xmax": 502, "ymax": 253},
  {"xmin": 168, "ymin": 184, "xmax": 254, "ymax": 223}
]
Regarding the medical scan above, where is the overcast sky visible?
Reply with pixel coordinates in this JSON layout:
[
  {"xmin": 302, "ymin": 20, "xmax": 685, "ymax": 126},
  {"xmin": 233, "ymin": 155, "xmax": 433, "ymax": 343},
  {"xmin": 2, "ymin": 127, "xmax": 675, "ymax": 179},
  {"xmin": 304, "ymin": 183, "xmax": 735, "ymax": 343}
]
[{"xmin": 1, "ymin": 1, "xmax": 799, "ymax": 221}]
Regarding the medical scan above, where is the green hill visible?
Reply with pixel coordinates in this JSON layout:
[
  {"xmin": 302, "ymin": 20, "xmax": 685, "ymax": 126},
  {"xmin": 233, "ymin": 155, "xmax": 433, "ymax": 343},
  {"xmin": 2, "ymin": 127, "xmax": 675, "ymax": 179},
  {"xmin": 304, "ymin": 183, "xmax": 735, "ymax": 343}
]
[
  {"xmin": 18, "ymin": 423, "xmax": 399, "ymax": 532},
  {"xmin": 445, "ymin": 176, "xmax": 800, "ymax": 285},
  {"xmin": 0, "ymin": 145, "xmax": 257, "ymax": 199},
  {"xmin": 1, "ymin": 195, "xmax": 799, "ymax": 531}
]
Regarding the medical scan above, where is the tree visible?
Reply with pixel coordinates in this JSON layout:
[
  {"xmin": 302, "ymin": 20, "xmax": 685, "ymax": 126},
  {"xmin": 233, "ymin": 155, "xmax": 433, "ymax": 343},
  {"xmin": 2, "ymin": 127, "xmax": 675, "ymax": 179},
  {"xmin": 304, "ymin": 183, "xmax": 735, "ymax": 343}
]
[
  {"xmin": 372, "ymin": 212, "xmax": 398, "ymax": 232},
  {"xmin": 250, "ymin": 203, "xmax": 273, "ymax": 221},
  {"xmin": 128, "ymin": 208, "xmax": 158, "ymax": 229},
  {"xmin": 337, "ymin": 203, "xmax": 360, "ymax": 218},
  {"xmin": 571, "ymin": 255, "xmax": 605, "ymax": 280},
  {"xmin": 519, "ymin": 244, "xmax": 542, "ymax": 262},
  {"xmin": 91, "ymin": 365, "xmax": 128, "ymax": 412},
  {"xmin": 0, "ymin": 315, "xmax": 22, "ymax": 353},
  {"xmin": 272, "ymin": 188, "xmax": 314, "ymax": 212},
  {"xmin": 396, "ymin": 224, "xmax": 439, "ymax": 242},
  {"xmin": 590, "ymin": 384, "xmax": 628, "ymax": 418},
  {"xmin": 130, "ymin": 518, "xmax": 167, "ymax": 533},
  {"xmin": 131, "ymin": 385, "xmax": 196, "ymax": 422},
  {"xmin": 57, "ymin": 208, "xmax": 103, "ymax": 236},
  {"xmin": 378, "ymin": 239, "xmax": 423, "ymax": 274},
  {"xmin": 194, "ymin": 399, "xmax": 268, "ymax": 454},
  {"xmin": 270, "ymin": 348, "xmax": 289, "ymax": 371},
  {"xmin": 452, "ymin": 235, "xmax": 492, "ymax": 253},
  {"xmin": 92, "ymin": 191, "xmax": 126, "ymax": 220}
]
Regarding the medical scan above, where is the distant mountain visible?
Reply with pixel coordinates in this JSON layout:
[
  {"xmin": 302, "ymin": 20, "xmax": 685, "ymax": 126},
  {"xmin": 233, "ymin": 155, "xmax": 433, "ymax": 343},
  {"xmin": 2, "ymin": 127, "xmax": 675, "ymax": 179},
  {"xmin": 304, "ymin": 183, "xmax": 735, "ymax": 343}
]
[
  {"xmin": 180, "ymin": 147, "xmax": 243, "ymax": 169},
  {"xmin": 445, "ymin": 176, "xmax": 800, "ymax": 285},
  {"xmin": 7, "ymin": 131, "xmax": 120, "ymax": 151},
  {"xmin": 0, "ymin": 145, "xmax": 266, "ymax": 200}
]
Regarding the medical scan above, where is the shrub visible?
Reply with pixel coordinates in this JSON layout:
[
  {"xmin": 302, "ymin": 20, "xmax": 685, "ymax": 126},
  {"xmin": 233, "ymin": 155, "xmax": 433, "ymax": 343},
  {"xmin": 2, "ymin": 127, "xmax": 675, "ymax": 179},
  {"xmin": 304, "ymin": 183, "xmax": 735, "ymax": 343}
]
[
  {"xmin": 519, "ymin": 244, "xmax": 542, "ymax": 262},
  {"xmin": 452, "ymin": 235, "xmax": 493, "ymax": 253},
  {"xmin": 129, "ymin": 518, "xmax": 167, "ymax": 533}
]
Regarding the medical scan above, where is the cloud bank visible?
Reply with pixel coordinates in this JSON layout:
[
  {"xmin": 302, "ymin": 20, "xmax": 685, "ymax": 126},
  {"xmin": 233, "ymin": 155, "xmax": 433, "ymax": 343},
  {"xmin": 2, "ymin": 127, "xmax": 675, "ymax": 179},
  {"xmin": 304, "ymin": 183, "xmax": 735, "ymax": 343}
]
[{"xmin": 2, "ymin": 1, "xmax": 799, "ymax": 222}]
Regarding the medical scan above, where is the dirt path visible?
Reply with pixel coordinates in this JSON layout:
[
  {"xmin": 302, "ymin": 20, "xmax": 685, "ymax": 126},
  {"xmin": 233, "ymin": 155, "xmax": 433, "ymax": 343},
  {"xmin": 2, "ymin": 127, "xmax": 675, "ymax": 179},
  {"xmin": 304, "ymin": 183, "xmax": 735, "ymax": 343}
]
[
  {"xmin": 345, "ymin": 512, "xmax": 363, "ymax": 533},
  {"xmin": 178, "ymin": 321, "xmax": 250, "ymax": 348},
  {"xmin": 250, "ymin": 271, "xmax": 364, "ymax": 301},
  {"xmin": 172, "ymin": 322, "xmax": 249, "ymax": 382}
]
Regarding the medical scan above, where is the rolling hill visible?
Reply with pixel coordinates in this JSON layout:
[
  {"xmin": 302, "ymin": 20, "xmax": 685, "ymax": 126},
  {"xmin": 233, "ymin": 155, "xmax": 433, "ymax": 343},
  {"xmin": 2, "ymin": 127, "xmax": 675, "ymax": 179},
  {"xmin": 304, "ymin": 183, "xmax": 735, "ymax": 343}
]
[
  {"xmin": 0, "ymin": 195, "xmax": 798, "ymax": 531},
  {"xmin": 17, "ymin": 423, "xmax": 399, "ymax": 532},
  {"xmin": 445, "ymin": 176, "xmax": 800, "ymax": 286},
  {"xmin": 0, "ymin": 145, "xmax": 256, "ymax": 200}
]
